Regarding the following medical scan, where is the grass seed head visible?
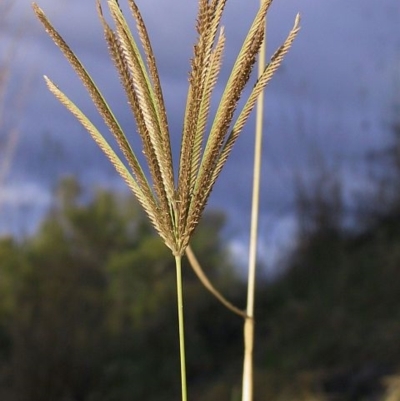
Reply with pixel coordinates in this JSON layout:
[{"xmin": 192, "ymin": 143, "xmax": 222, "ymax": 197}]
[{"xmin": 33, "ymin": 0, "xmax": 300, "ymax": 256}]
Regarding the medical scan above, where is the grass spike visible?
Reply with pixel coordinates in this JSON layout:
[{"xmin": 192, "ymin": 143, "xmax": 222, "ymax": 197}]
[
  {"xmin": 97, "ymin": 2, "xmax": 175, "ymax": 239},
  {"xmin": 188, "ymin": 14, "xmax": 301, "ymax": 234},
  {"xmin": 186, "ymin": 26, "xmax": 265, "ymax": 237},
  {"xmin": 127, "ymin": 0, "xmax": 174, "ymax": 200},
  {"xmin": 107, "ymin": 0, "xmax": 174, "ymax": 222},
  {"xmin": 187, "ymin": 7, "xmax": 268, "ymax": 220},
  {"xmin": 213, "ymin": 13, "xmax": 302, "ymax": 182},
  {"xmin": 177, "ymin": 0, "xmax": 229, "ymax": 246},
  {"xmin": 32, "ymin": 3, "xmax": 153, "ymax": 203},
  {"xmin": 177, "ymin": 0, "xmax": 212, "ymax": 236},
  {"xmin": 43, "ymin": 76, "xmax": 175, "ymax": 249},
  {"xmin": 197, "ymin": 0, "xmax": 273, "ymax": 170},
  {"xmin": 189, "ymin": 28, "xmax": 225, "ymax": 190}
]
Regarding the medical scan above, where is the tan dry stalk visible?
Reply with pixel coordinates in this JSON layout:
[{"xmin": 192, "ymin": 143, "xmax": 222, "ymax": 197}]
[
  {"xmin": 242, "ymin": 7, "xmax": 267, "ymax": 401},
  {"xmin": 185, "ymin": 245, "xmax": 247, "ymax": 318}
]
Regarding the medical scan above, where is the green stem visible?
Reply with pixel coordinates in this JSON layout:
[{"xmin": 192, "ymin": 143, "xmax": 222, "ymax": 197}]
[{"xmin": 175, "ymin": 255, "xmax": 188, "ymax": 401}]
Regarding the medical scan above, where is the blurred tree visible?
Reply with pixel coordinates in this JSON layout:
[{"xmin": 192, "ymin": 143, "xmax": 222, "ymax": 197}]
[
  {"xmin": 294, "ymin": 162, "xmax": 344, "ymax": 245},
  {"xmin": 252, "ymin": 105, "xmax": 400, "ymax": 401},
  {"xmin": 0, "ymin": 236, "xmax": 27, "ymax": 398},
  {"xmin": 0, "ymin": 176, "xmax": 244, "ymax": 401}
]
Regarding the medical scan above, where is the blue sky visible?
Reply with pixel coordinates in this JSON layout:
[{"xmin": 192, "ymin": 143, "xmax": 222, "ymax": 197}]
[{"xmin": 1, "ymin": 0, "xmax": 400, "ymax": 272}]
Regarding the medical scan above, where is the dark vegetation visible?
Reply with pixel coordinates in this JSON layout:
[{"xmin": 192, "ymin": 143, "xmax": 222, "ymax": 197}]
[
  {"xmin": 252, "ymin": 127, "xmax": 400, "ymax": 401},
  {"xmin": 1, "ymin": 144, "xmax": 400, "ymax": 401},
  {"xmin": 0, "ymin": 177, "xmax": 246, "ymax": 401},
  {"xmin": 1, "ymin": 134, "xmax": 400, "ymax": 401}
]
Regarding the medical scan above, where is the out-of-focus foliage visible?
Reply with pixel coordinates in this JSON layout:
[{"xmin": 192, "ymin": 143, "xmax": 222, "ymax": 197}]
[
  {"xmin": 3, "ymin": 128, "xmax": 400, "ymax": 401},
  {"xmin": 0, "ymin": 177, "xmax": 245, "ymax": 401},
  {"xmin": 252, "ymin": 126, "xmax": 400, "ymax": 401}
]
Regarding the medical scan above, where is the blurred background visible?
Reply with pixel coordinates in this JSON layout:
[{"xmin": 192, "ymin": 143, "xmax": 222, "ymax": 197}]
[{"xmin": 1, "ymin": 0, "xmax": 400, "ymax": 400}]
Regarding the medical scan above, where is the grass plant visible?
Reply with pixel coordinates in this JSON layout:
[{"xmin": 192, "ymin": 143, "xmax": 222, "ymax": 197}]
[{"xmin": 32, "ymin": 0, "xmax": 300, "ymax": 399}]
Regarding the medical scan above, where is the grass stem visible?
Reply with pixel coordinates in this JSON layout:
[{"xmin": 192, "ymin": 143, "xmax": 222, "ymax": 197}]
[
  {"xmin": 175, "ymin": 255, "xmax": 188, "ymax": 401},
  {"xmin": 186, "ymin": 245, "xmax": 247, "ymax": 318},
  {"xmin": 242, "ymin": 9, "xmax": 267, "ymax": 401}
]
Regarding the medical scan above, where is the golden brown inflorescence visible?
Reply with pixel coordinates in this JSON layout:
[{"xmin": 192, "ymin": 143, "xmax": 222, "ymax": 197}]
[{"xmin": 32, "ymin": 0, "xmax": 300, "ymax": 257}]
